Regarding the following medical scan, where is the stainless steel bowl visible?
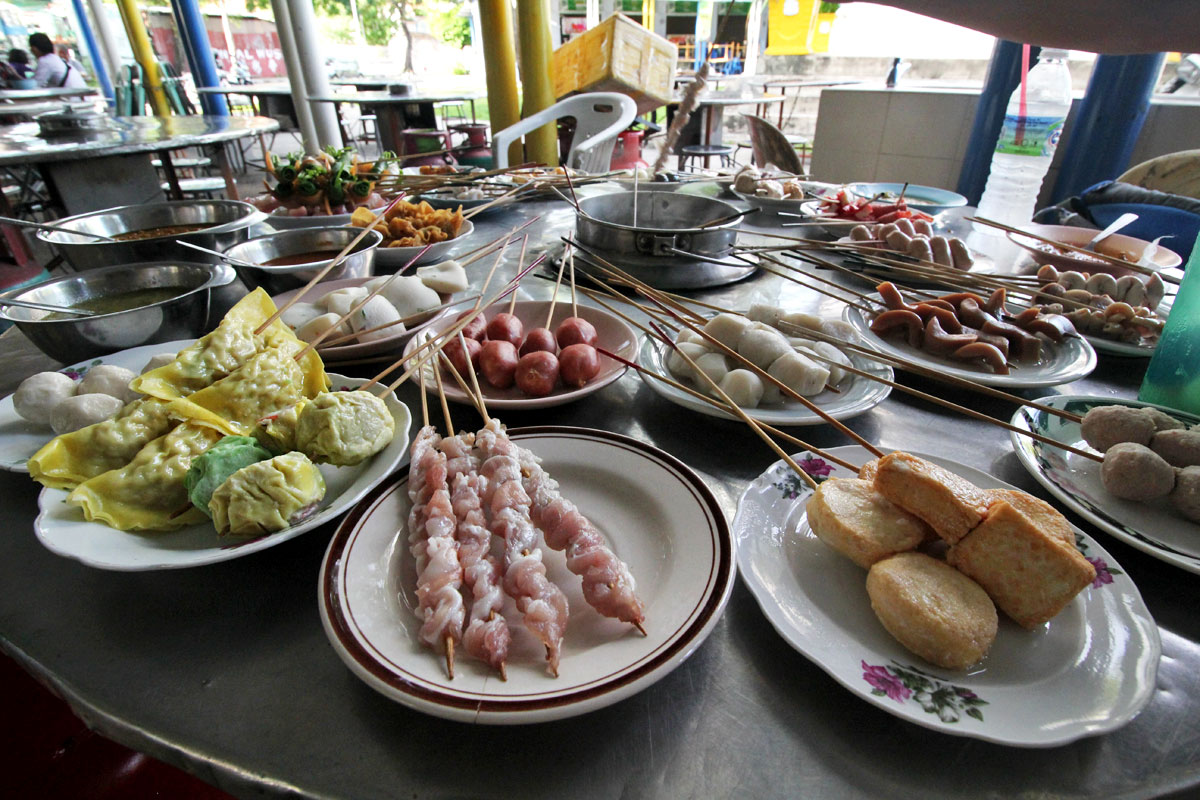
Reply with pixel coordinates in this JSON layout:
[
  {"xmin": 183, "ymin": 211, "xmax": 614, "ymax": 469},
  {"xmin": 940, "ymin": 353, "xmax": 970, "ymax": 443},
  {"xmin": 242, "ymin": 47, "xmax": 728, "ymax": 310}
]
[
  {"xmin": 225, "ymin": 227, "xmax": 383, "ymax": 294},
  {"xmin": 37, "ymin": 200, "xmax": 267, "ymax": 271},
  {"xmin": 0, "ymin": 262, "xmax": 235, "ymax": 363},
  {"xmin": 576, "ymin": 191, "xmax": 741, "ymax": 259}
]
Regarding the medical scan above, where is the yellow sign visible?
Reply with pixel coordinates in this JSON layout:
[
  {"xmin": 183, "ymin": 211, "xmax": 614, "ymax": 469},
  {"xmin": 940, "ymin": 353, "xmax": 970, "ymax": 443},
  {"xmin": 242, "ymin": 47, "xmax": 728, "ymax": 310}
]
[{"xmin": 766, "ymin": 0, "xmax": 820, "ymax": 56}]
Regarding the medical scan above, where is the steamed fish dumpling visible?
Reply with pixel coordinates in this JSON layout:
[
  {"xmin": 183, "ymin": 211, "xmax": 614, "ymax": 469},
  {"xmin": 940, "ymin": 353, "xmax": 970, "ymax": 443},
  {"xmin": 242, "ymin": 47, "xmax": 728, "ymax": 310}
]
[
  {"xmin": 747, "ymin": 303, "xmax": 783, "ymax": 326},
  {"xmin": 693, "ymin": 352, "xmax": 730, "ymax": 385},
  {"xmin": 365, "ymin": 275, "xmax": 440, "ymax": 318},
  {"xmin": 185, "ymin": 435, "xmax": 272, "ymax": 516},
  {"xmin": 209, "ymin": 452, "xmax": 326, "ymax": 537},
  {"xmin": 675, "ymin": 328, "xmax": 707, "ymax": 347},
  {"xmin": 778, "ymin": 311, "xmax": 822, "ymax": 333},
  {"xmin": 295, "ymin": 312, "xmax": 351, "ymax": 344},
  {"xmin": 718, "ymin": 369, "xmax": 764, "ymax": 408},
  {"xmin": 349, "ymin": 296, "xmax": 404, "ymax": 343},
  {"xmin": 702, "ymin": 313, "xmax": 752, "ymax": 350},
  {"xmin": 295, "ymin": 391, "xmax": 395, "ymax": 466},
  {"xmin": 768, "ymin": 350, "xmax": 830, "ymax": 397},
  {"xmin": 322, "ymin": 286, "xmax": 369, "ymax": 317},
  {"xmin": 738, "ymin": 327, "xmax": 792, "ymax": 369},
  {"xmin": 280, "ymin": 302, "xmax": 325, "ymax": 333},
  {"xmin": 666, "ymin": 342, "xmax": 709, "ymax": 380},
  {"xmin": 14, "ymin": 371, "xmax": 77, "ymax": 425},
  {"xmin": 253, "ymin": 399, "xmax": 309, "ymax": 455},
  {"xmin": 77, "ymin": 364, "xmax": 138, "ymax": 404},
  {"xmin": 810, "ymin": 341, "xmax": 850, "ymax": 385},
  {"xmin": 416, "ymin": 260, "xmax": 469, "ymax": 294},
  {"xmin": 50, "ymin": 393, "xmax": 124, "ymax": 435}
]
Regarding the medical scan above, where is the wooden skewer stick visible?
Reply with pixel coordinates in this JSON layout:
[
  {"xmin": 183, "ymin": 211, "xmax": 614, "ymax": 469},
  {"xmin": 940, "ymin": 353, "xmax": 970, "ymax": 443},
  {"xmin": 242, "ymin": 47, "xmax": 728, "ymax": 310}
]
[
  {"xmin": 567, "ymin": 238, "xmax": 706, "ymax": 325},
  {"xmin": 433, "ymin": 356, "xmax": 454, "ymax": 436},
  {"xmin": 508, "ymin": 235, "xmax": 528, "ymax": 316},
  {"xmin": 649, "ymin": 322, "xmax": 818, "ymax": 490},
  {"xmin": 545, "ymin": 249, "xmax": 568, "ymax": 329},
  {"xmin": 755, "ymin": 260, "xmax": 877, "ymax": 314},
  {"xmin": 455, "ymin": 217, "xmax": 539, "ymax": 265},
  {"xmin": 596, "ymin": 345, "xmax": 859, "ymax": 472},
  {"xmin": 256, "ymin": 193, "xmax": 407, "ymax": 335},
  {"xmin": 437, "ymin": 341, "xmax": 487, "ymax": 420},
  {"xmin": 568, "ymin": 246, "xmax": 578, "ymax": 318}
]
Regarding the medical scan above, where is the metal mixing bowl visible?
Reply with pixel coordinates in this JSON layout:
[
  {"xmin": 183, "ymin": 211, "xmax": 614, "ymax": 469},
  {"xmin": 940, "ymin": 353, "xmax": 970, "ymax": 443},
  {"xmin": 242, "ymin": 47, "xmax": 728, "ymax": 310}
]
[
  {"xmin": 0, "ymin": 262, "xmax": 235, "ymax": 363},
  {"xmin": 576, "ymin": 191, "xmax": 741, "ymax": 259},
  {"xmin": 38, "ymin": 200, "xmax": 266, "ymax": 271},
  {"xmin": 224, "ymin": 227, "xmax": 383, "ymax": 293}
]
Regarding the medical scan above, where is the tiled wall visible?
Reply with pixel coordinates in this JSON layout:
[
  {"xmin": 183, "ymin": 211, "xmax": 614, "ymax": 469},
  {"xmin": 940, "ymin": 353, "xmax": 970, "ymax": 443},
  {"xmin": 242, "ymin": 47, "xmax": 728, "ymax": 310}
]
[{"xmin": 811, "ymin": 85, "xmax": 1200, "ymax": 202}]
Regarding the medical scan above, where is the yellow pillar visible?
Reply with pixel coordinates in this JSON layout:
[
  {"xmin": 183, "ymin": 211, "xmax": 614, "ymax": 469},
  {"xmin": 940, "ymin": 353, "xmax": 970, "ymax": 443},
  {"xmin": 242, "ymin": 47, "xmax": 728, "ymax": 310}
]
[
  {"xmin": 115, "ymin": 0, "xmax": 171, "ymax": 116},
  {"xmin": 478, "ymin": 0, "xmax": 522, "ymax": 166},
  {"xmin": 515, "ymin": 0, "xmax": 558, "ymax": 167}
]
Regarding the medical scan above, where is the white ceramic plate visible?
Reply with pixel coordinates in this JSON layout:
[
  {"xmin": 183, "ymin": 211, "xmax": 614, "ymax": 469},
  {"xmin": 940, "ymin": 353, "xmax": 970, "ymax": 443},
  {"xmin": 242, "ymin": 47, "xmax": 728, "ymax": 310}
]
[
  {"xmin": 403, "ymin": 300, "xmax": 638, "ymax": 410},
  {"xmin": 33, "ymin": 374, "xmax": 412, "ymax": 571},
  {"xmin": 271, "ymin": 278, "xmax": 456, "ymax": 363},
  {"xmin": 1084, "ymin": 332, "xmax": 1157, "ymax": 358},
  {"xmin": 1010, "ymin": 395, "xmax": 1200, "ymax": 574},
  {"xmin": 0, "ymin": 341, "xmax": 193, "ymax": 474},
  {"xmin": 319, "ymin": 426, "xmax": 735, "ymax": 724},
  {"xmin": 843, "ymin": 306, "xmax": 1097, "ymax": 388},
  {"xmin": 372, "ymin": 219, "xmax": 475, "ymax": 269},
  {"xmin": 266, "ymin": 211, "xmax": 355, "ymax": 230},
  {"xmin": 734, "ymin": 445, "xmax": 1159, "ymax": 746},
  {"xmin": 635, "ymin": 334, "xmax": 893, "ymax": 425}
]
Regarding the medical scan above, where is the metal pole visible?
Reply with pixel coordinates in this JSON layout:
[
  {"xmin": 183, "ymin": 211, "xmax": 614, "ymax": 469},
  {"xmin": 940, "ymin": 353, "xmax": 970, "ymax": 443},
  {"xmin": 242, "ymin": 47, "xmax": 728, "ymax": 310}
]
[
  {"xmin": 170, "ymin": 0, "xmax": 228, "ymax": 115},
  {"xmin": 515, "ymin": 0, "xmax": 558, "ymax": 167},
  {"xmin": 1051, "ymin": 53, "xmax": 1166, "ymax": 203},
  {"xmin": 68, "ymin": 0, "xmax": 114, "ymax": 102},
  {"xmin": 284, "ymin": 0, "xmax": 343, "ymax": 147},
  {"xmin": 86, "ymin": 0, "xmax": 123, "ymax": 84},
  {"xmin": 114, "ymin": 0, "xmax": 172, "ymax": 116},
  {"xmin": 269, "ymin": 0, "xmax": 319, "ymax": 150},
  {"xmin": 955, "ymin": 40, "xmax": 1037, "ymax": 205},
  {"xmin": 478, "ymin": 0, "xmax": 520, "ymax": 165}
]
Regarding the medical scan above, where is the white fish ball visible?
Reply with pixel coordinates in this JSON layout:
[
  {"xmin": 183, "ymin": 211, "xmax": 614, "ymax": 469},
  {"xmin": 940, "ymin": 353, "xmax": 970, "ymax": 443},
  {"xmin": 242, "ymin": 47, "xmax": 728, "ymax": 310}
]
[
  {"xmin": 366, "ymin": 275, "xmax": 441, "ymax": 318},
  {"xmin": 349, "ymin": 296, "xmax": 404, "ymax": 343},
  {"xmin": 666, "ymin": 342, "xmax": 709, "ymax": 380},
  {"xmin": 693, "ymin": 352, "xmax": 730, "ymax": 386},
  {"xmin": 13, "ymin": 371, "xmax": 77, "ymax": 425},
  {"xmin": 296, "ymin": 312, "xmax": 351, "ymax": 344},
  {"xmin": 321, "ymin": 287, "xmax": 368, "ymax": 317},
  {"xmin": 76, "ymin": 365, "xmax": 138, "ymax": 404},
  {"xmin": 738, "ymin": 327, "xmax": 793, "ymax": 369},
  {"xmin": 768, "ymin": 350, "xmax": 830, "ymax": 397},
  {"xmin": 747, "ymin": 303, "xmax": 784, "ymax": 326},
  {"xmin": 718, "ymin": 369, "xmax": 764, "ymax": 408},
  {"xmin": 50, "ymin": 393, "xmax": 123, "ymax": 435},
  {"xmin": 140, "ymin": 353, "xmax": 176, "ymax": 374},
  {"xmin": 675, "ymin": 328, "xmax": 707, "ymax": 347},
  {"xmin": 702, "ymin": 313, "xmax": 753, "ymax": 350},
  {"xmin": 416, "ymin": 260, "xmax": 469, "ymax": 294},
  {"xmin": 778, "ymin": 311, "xmax": 822, "ymax": 332},
  {"xmin": 811, "ymin": 341, "xmax": 851, "ymax": 385},
  {"xmin": 280, "ymin": 301, "xmax": 325, "ymax": 332}
]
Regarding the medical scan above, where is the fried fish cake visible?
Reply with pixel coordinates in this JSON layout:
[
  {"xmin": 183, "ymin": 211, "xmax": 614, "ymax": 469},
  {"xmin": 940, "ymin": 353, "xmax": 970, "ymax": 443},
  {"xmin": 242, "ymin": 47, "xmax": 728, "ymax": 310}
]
[
  {"xmin": 807, "ymin": 478, "xmax": 930, "ymax": 568},
  {"xmin": 982, "ymin": 489, "xmax": 1074, "ymax": 548},
  {"xmin": 873, "ymin": 452, "xmax": 990, "ymax": 544}
]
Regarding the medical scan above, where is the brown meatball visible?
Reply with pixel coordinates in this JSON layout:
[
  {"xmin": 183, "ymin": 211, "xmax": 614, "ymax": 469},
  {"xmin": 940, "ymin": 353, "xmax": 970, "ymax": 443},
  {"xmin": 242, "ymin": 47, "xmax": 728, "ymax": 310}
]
[
  {"xmin": 1150, "ymin": 429, "xmax": 1200, "ymax": 468},
  {"xmin": 1081, "ymin": 405, "xmax": 1155, "ymax": 453},
  {"xmin": 1143, "ymin": 407, "xmax": 1185, "ymax": 432},
  {"xmin": 1170, "ymin": 466, "xmax": 1200, "ymax": 523},
  {"xmin": 1101, "ymin": 443, "xmax": 1176, "ymax": 501}
]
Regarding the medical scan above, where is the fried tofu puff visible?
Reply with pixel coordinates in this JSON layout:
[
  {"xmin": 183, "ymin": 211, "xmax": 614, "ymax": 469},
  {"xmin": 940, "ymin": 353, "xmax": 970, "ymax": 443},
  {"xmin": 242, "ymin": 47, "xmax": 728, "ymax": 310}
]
[{"xmin": 295, "ymin": 391, "xmax": 394, "ymax": 466}]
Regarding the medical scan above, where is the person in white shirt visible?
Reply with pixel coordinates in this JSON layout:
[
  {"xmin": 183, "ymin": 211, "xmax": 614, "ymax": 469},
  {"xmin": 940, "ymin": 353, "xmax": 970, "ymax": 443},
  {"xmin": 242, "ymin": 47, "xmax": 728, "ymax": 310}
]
[{"xmin": 28, "ymin": 32, "xmax": 86, "ymax": 89}]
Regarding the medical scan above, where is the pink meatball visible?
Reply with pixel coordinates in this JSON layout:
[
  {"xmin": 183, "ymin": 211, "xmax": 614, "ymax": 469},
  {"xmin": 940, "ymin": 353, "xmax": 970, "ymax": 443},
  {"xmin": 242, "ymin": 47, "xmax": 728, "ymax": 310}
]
[
  {"xmin": 519, "ymin": 327, "xmax": 557, "ymax": 357},
  {"xmin": 485, "ymin": 312, "xmax": 524, "ymax": 348},
  {"xmin": 479, "ymin": 340, "xmax": 519, "ymax": 389},
  {"xmin": 442, "ymin": 336, "xmax": 481, "ymax": 378},
  {"xmin": 456, "ymin": 311, "xmax": 487, "ymax": 341},
  {"xmin": 555, "ymin": 316, "xmax": 598, "ymax": 348},
  {"xmin": 559, "ymin": 343, "xmax": 601, "ymax": 388},
  {"xmin": 515, "ymin": 350, "xmax": 560, "ymax": 397}
]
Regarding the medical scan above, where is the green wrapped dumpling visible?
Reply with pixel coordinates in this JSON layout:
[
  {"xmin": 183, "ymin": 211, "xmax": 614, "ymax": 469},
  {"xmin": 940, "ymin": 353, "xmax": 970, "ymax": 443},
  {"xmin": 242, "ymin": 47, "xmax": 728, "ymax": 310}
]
[
  {"xmin": 252, "ymin": 399, "xmax": 310, "ymax": 455},
  {"xmin": 209, "ymin": 452, "xmax": 326, "ymax": 537},
  {"xmin": 295, "ymin": 391, "xmax": 394, "ymax": 467},
  {"xmin": 185, "ymin": 435, "xmax": 273, "ymax": 516}
]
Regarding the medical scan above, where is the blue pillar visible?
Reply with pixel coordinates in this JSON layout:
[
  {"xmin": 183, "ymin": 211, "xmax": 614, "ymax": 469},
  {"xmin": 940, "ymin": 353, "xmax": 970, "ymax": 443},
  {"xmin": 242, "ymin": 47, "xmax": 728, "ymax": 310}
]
[
  {"xmin": 956, "ymin": 41, "xmax": 1039, "ymax": 205},
  {"xmin": 170, "ymin": 0, "xmax": 228, "ymax": 116},
  {"xmin": 69, "ymin": 0, "xmax": 114, "ymax": 103},
  {"xmin": 1050, "ymin": 53, "xmax": 1165, "ymax": 203}
]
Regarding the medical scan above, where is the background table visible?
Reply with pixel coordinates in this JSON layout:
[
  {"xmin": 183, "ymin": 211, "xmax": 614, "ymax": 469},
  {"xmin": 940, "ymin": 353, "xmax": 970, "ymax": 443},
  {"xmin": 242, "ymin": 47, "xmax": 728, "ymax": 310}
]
[
  {"xmin": 0, "ymin": 86, "xmax": 97, "ymax": 103},
  {"xmin": 666, "ymin": 92, "xmax": 786, "ymax": 154},
  {"xmin": 309, "ymin": 92, "xmax": 480, "ymax": 154},
  {"xmin": 1, "ymin": 197, "xmax": 1199, "ymax": 799}
]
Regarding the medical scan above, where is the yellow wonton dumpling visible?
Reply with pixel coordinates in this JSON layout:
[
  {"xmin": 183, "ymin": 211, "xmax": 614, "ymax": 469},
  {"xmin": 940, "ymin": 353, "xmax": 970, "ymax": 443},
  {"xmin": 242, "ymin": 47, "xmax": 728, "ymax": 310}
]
[
  {"xmin": 68, "ymin": 422, "xmax": 223, "ymax": 531},
  {"xmin": 253, "ymin": 399, "xmax": 310, "ymax": 455},
  {"xmin": 209, "ymin": 451, "xmax": 326, "ymax": 537},
  {"xmin": 295, "ymin": 391, "xmax": 394, "ymax": 466},
  {"xmin": 28, "ymin": 396, "xmax": 180, "ymax": 491}
]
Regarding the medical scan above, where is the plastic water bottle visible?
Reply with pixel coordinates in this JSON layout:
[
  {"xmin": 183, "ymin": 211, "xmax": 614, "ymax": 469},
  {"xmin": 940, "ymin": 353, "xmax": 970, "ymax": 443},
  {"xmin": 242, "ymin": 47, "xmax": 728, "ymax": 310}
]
[
  {"xmin": 974, "ymin": 48, "xmax": 1073, "ymax": 230},
  {"xmin": 1139, "ymin": 247, "xmax": 1200, "ymax": 415}
]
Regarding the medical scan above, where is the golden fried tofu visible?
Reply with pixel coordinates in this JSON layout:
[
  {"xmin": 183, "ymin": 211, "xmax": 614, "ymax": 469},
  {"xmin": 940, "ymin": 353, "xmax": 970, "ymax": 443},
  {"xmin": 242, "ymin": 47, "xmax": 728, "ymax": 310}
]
[
  {"xmin": 983, "ymin": 489, "xmax": 1074, "ymax": 548},
  {"xmin": 350, "ymin": 206, "xmax": 376, "ymax": 228},
  {"xmin": 858, "ymin": 458, "xmax": 879, "ymax": 482},
  {"xmin": 948, "ymin": 500, "xmax": 1096, "ymax": 629},
  {"xmin": 419, "ymin": 225, "xmax": 449, "ymax": 243},
  {"xmin": 867, "ymin": 552, "xmax": 998, "ymax": 670},
  {"xmin": 807, "ymin": 478, "xmax": 930, "ymax": 568},
  {"xmin": 387, "ymin": 218, "xmax": 418, "ymax": 239},
  {"xmin": 873, "ymin": 452, "xmax": 990, "ymax": 544}
]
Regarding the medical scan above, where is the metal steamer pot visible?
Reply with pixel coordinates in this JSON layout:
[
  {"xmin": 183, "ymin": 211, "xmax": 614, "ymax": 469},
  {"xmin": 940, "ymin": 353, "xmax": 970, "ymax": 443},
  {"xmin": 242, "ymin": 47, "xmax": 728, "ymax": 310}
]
[
  {"xmin": 574, "ymin": 191, "xmax": 752, "ymax": 290},
  {"xmin": 38, "ymin": 200, "xmax": 267, "ymax": 271}
]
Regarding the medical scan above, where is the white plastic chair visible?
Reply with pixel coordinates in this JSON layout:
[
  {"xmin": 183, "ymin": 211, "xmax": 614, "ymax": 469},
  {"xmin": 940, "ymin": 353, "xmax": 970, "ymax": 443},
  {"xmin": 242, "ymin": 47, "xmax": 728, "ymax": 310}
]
[{"xmin": 492, "ymin": 92, "xmax": 638, "ymax": 173}]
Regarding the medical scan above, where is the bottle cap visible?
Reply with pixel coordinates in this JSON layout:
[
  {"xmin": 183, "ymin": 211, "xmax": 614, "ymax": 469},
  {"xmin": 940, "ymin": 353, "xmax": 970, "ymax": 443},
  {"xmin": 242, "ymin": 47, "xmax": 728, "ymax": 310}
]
[{"xmin": 1040, "ymin": 48, "xmax": 1070, "ymax": 60}]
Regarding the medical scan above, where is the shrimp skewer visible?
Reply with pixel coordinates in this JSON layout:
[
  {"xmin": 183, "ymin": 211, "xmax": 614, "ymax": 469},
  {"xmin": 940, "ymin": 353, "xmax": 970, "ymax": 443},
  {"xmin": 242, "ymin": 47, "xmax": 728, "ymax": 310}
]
[{"xmin": 476, "ymin": 419, "xmax": 569, "ymax": 676}]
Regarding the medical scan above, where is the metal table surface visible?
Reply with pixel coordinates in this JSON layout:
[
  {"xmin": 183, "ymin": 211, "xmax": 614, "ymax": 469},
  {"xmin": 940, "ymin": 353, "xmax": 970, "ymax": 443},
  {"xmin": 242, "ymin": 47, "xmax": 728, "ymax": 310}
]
[
  {"xmin": 0, "ymin": 86, "xmax": 97, "ymax": 102},
  {"xmin": 1, "ymin": 197, "xmax": 1199, "ymax": 800}
]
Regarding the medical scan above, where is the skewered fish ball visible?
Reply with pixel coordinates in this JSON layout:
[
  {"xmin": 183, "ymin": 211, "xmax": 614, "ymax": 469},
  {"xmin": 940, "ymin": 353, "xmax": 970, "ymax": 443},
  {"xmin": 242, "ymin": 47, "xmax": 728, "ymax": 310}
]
[
  {"xmin": 1150, "ymin": 429, "xmax": 1200, "ymax": 468},
  {"xmin": 295, "ymin": 312, "xmax": 350, "ymax": 344},
  {"xmin": 737, "ymin": 327, "xmax": 792, "ymax": 369},
  {"xmin": 323, "ymin": 286, "xmax": 368, "ymax": 317},
  {"xmin": 13, "ymin": 371, "xmax": 77, "ymax": 425},
  {"xmin": 768, "ymin": 350, "xmax": 829, "ymax": 397},
  {"xmin": 666, "ymin": 342, "xmax": 709, "ymax": 380},
  {"xmin": 209, "ymin": 452, "xmax": 326, "ymax": 537},
  {"xmin": 1170, "ymin": 467, "xmax": 1200, "ymax": 523},
  {"xmin": 1143, "ymin": 407, "xmax": 1185, "ymax": 432},
  {"xmin": 693, "ymin": 352, "xmax": 730, "ymax": 385},
  {"xmin": 718, "ymin": 369, "xmax": 764, "ymax": 408},
  {"xmin": 349, "ymin": 296, "xmax": 404, "ymax": 343},
  {"xmin": 280, "ymin": 301, "xmax": 325, "ymax": 333},
  {"xmin": 50, "ymin": 393, "xmax": 124, "ymax": 435},
  {"xmin": 296, "ymin": 391, "xmax": 395, "ymax": 467},
  {"xmin": 365, "ymin": 275, "xmax": 440, "ymax": 318},
  {"xmin": 1081, "ymin": 405, "xmax": 1155, "ymax": 453},
  {"xmin": 76, "ymin": 365, "xmax": 138, "ymax": 404},
  {"xmin": 702, "ymin": 313, "xmax": 753, "ymax": 350},
  {"xmin": 1101, "ymin": 443, "xmax": 1175, "ymax": 500}
]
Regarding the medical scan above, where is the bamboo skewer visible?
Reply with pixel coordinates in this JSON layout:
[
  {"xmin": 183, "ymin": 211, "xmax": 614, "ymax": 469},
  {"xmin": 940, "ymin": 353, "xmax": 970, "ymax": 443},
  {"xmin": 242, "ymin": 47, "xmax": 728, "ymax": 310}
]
[{"xmin": 508, "ymin": 235, "xmax": 528, "ymax": 316}]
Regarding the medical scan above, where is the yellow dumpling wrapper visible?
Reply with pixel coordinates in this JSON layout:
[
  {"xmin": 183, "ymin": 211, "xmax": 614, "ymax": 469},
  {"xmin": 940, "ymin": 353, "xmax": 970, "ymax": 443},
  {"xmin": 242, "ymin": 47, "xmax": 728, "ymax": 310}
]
[
  {"xmin": 209, "ymin": 451, "xmax": 326, "ymax": 537},
  {"xmin": 68, "ymin": 422, "xmax": 223, "ymax": 531},
  {"xmin": 295, "ymin": 391, "xmax": 395, "ymax": 466},
  {"xmin": 165, "ymin": 340, "xmax": 327, "ymax": 437},
  {"xmin": 253, "ymin": 398, "xmax": 310, "ymax": 455},
  {"xmin": 132, "ymin": 289, "xmax": 303, "ymax": 402},
  {"xmin": 28, "ymin": 397, "xmax": 179, "ymax": 490}
]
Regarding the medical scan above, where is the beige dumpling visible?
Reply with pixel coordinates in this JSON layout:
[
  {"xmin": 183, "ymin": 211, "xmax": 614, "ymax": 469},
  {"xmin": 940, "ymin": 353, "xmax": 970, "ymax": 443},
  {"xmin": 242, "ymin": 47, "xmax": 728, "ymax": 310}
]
[
  {"xmin": 280, "ymin": 301, "xmax": 326, "ymax": 333},
  {"xmin": 77, "ymin": 365, "xmax": 138, "ymax": 404},
  {"xmin": 416, "ymin": 260, "xmax": 469, "ymax": 294},
  {"xmin": 738, "ymin": 327, "xmax": 792, "ymax": 369},
  {"xmin": 702, "ymin": 313, "xmax": 752, "ymax": 350},
  {"xmin": 209, "ymin": 451, "xmax": 326, "ymax": 537},
  {"xmin": 295, "ymin": 312, "xmax": 351, "ymax": 344},
  {"xmin": 295, "ymin": 391, "xmax": 395, "ymax": 466},
  {"xmin": 365, "ymin": 275, "xmax": 440, "ymax": 318},
  {"xmin": 768, "ymin": 350, "xmax": 829, "ymax": 397},
  {"xmin": 253, "ymin": 399, "xmax": 309, "ymax": 454},
  {"xmin": 322, "ymin": 286, "xmax": 369, "ymax": 317},
  {"xmin": 666, "ymin": 342, "xmax": 709, "ymax": 380},
  {"xmin": 718, "ymin": 369, "xmax": 764, "ymax": 408},
  {"xmin": 348, "ymin": 296, "xmax": 404, "ymax": 343}
]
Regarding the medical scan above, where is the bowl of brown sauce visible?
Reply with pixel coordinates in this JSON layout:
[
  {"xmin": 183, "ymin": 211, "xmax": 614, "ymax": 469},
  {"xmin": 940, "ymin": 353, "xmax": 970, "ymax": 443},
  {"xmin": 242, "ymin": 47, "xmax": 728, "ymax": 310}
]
[
  {"xmin": 0, "ymin": 262, "xmax": 235, "ymax": 362},
  {"xmin": 223, "ymin": 226, "xmax": 384, "ymax": 293},
  {"xmin": 37, "ymin": 200, "xmax": 266, "ymax": 271}
]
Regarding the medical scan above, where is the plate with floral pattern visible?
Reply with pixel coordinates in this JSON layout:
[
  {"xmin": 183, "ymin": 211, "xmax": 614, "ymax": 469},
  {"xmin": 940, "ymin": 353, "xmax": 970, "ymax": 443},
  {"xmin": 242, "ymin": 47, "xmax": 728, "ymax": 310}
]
[{"xmin": 733, "ymin": 446, "xmax": 1159, "ymax": 746}]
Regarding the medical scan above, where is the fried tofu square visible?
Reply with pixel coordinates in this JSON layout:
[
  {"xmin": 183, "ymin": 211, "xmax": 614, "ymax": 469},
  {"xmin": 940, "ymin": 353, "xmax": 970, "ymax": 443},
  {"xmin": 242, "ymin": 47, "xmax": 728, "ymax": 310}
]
[
  {"xmin": 873, "ymin": 452, "xmax": 990, "ymax": 544},
  {"xmin": 807, "ymin": 478, "xmax": 930, "ymax": 568},
  {"xmin": 983, "ymin": 489, "xmax": 1075, "ymax": 548},
  {"xmin": 948, "ymin": 500, "xmax": 1096, "ymax": 629}
]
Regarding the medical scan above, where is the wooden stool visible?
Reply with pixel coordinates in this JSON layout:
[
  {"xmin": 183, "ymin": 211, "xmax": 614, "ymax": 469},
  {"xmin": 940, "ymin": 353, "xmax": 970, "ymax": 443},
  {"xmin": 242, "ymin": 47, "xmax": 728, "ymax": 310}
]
[{"xmin": 679, "ymin": 144, "xmax": 735, "ymax": 172}]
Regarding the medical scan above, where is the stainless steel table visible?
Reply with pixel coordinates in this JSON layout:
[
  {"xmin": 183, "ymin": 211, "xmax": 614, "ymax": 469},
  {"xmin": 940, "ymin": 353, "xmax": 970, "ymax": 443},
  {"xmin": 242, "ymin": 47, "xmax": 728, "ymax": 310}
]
[{"xmin": 1, "ymin": 197, "xmax": 1199, "ymax": 800}]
